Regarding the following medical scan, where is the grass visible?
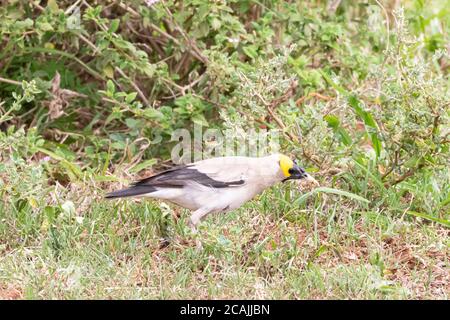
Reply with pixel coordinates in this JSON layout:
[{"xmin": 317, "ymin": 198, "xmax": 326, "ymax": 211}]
[
  {"xmin": 1, "ymin": 179, "xmax": 448, "ymax": 299},
  {"xmin": 0, "ymin": 0, "xmax": 449, "ymax": 300}
]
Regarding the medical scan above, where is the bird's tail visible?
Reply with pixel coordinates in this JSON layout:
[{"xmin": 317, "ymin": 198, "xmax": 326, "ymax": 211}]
[{"xmin": 105, "ymin": 185, "xmax": 157, "ymax": 199}]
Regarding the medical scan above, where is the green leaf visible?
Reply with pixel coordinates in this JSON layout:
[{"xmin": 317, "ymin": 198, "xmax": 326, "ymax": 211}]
[
  {"xmin": 109, "ymin": 19, "xmax": 120, "ymax": 33},
  {"xmin": 47, "ymin": 0, "xmax": 59, "ymax": 12},
  {"xmin": 404, "ymin": 156, "xmax": 421, "ymax": 168},
  {"xmin": 105, "ymin": 111, "xmax": 122, "ymax": 125},
  {"xmin": 440, "ymin": 194, "xmax": 450, "ymax": 207},
  {"xmin": 352, "ymin": 159, "xmax": 386, "ymax": 191},
  {"xmin": 125, "ymin": 118, "xmax": 140, "ymax": 129},
  {"xmin": 362, "ymin": 111, "xmax": 377, "ymax": 128},
  {"xmin": 337, "ymin": 127, "xmax": 352, "ymax": 146},
  {"xmin": 93, "ymin": 175, "xmax": 121, "ymax": 182},
  {"xmin": 324, "ymin": 114, "xmax": 340, "ymax": 128},
  {"xmin": 370, "ymin": 132, "xmax": 382, "ymax": 157},
  {"xmin": 242, "ymin": 46, "xmax": 258, "ymax": 59},
  {"xmin": 143, "ymin": 108, "xmax": 163, "ymax": 120},
  {"xmin": 324, "ymin": 114, "xmax": 352, "ymax": 145},
  {"xmin": 348, "ymin": 95, "xmax": 378, "ymax": 128},
  {"xmin": 406, "ymin": 211, "xmax": 450, "ymax": 228},
  {"xmin": 38, "ymin": 22, "xmax": 54, "ymax": 32},
  {"xmin": 211, "ymin": 17, "xmax": 221, "ymax": 30},
  {"xmin": 319, "ymin": 70, "xmax": 346, "ymax": 95},
  {"xmin": 192, "ymin": 114, "xmax": 209, "ymax": 126},
  {"xmin": 113, "ymin": 38, "xmax": 136, "ymax": 51},
  {"xmin": 348, "ymin": 95, "xmax": 365, "ymax": 118},
  {"xmin": 313, "ymin": 245, "xmax": 328, "ymax": 259},
  {"xmin": 103, "ymin": 65, "xmax": 114, "ymax": 79},
  {"xmin": 129, "ymin": 159, "xmax": 158, "ymax": 174},
  {"xmin": 348, "ymin": 95, "xmax": 382, "ymax": 155},
  {"xmin": 36, "ymin": 147, "xmax": 83, "ymax": 179},
  {"xmin": 125, "ymin": 92, "xmax": 138, "ymax": 104},
  {"xmin": 315, "ymin": 187, "xmax": 370, "ymax": 203},
  {"xmin": 293, "ymin": 187, "xmax": 370, "ymax": 207},
  {"xmin": 106, "ymin": 80, "xmax": 115, "ymax": 94},
  {"xmin": 14, "ymin": 18, "xmax": 34, "ymax": 29},
  {"xmin": 142, "ymin": 63, "xmax": 156, "ymax": 77}
]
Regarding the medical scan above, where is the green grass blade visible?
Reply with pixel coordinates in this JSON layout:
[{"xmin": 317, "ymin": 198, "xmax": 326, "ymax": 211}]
[
  {"xmin": 406, "ymin": 211, "xmax": 450, "ymax": 228},
  {"xmin": 292, "ymin": 187, "xmax": 370, "ymax": 207},
  {"xmin": 353, "ymin": 160, "xmax": 386, "ymax": 191},
  {"xmin": 36, "ymin": 147, "xmax": 83, "ymax": 179},
  {"xmin": 313, "ymin": 187, "xmax": 370, "ymax": 204}
]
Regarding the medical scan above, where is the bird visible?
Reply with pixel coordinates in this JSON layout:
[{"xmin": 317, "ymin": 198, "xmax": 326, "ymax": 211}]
[{"xmin": 106, "ymin": 154, "xmax": 314, "ymax": 233}]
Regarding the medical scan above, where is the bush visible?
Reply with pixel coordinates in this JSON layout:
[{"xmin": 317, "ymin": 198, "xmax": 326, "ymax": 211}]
[{"xmin": 0, "ymin": 1, "xmax": 449, "ymax": 223}]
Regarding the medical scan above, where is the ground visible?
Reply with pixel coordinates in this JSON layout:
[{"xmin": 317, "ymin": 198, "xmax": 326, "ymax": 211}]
[
  {"xmin": 0, "ymin": 0, "xmax": 449, "ymax": 300},
  {"xmin": 1, "ymin": 183, "xmax": 448, "ymax": 299}
]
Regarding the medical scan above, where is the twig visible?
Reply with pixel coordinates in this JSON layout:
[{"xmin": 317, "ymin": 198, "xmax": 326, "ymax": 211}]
[
  {"xmin": 296, "ymin": 92, "xmax": 332, "ymax": 106},
  {"xmin": 159, "ymin": 2, "xmax": 209, "ymax": 64},
  {"xmin": 269, "ymin": 80, "xmax": 298, "ymax": 109},
  {"xmin": 266, "ymin": 107, "xmax": 299, "ymax": 143},
  {"xmin": 118, "ymin": 1, "xmax": 208, "ymax": 64},
  {"xmin": 0, "ymin": 77, "xmax": 21, "ymax": 86},
  {"xmin": 237, "ymin": 73, "xmax": 300, "ymax": 144},
  {"xmin": 24, "ymin": 46, "xmax": 105, "ymax": 81},
  {"xmin": 387, "ymin": 164, "xmax": 425, "ymax": 187},
  {"xmin": 0, "ymin": 75, "xmax": 135, "ymax": 109},
  {"xmin": 80, "ymin": 1, "xmax": 150, "ymax": 106},
  {"xmin": 115, "ymin": 67, "xmax": 150, "ymax": 106},
  {"xmin": 126, "ymin": 21, "xmax": 166, "ymax": 57},
  {"xmin": 78, "ymin": 33, "xmax": 99, "ymax": 54},
  {"xmin": 375, "ymin": 0, "xmax": 391, "ymax": 52}
]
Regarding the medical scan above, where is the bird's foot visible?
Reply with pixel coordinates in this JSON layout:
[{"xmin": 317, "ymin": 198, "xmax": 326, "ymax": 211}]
[
  {"xmin": 195, "ymin": 239, "xmax": 203, "ymax": 251},
  {"xmin": 187, "ymin": 221, "xmax": 204, "ymax": 251}
]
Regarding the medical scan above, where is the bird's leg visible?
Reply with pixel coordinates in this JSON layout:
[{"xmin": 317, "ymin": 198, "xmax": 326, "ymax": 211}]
[
  {"xmin": 188, "ymin": 220, "xmax": 202, "ymax": 250},
  {"xmin": 188, "ymin": 207, "xmax": 212, "ymax": 250},
  {"xmin": 189, "ymin": 207, "xmax": 212, "ymax": 230},
  {"xmin": 188, "ymin": 217, "xmax": 198, "ymax": 234}
]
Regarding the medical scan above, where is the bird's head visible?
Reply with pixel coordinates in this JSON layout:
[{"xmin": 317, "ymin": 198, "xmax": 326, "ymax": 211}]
[{"xmin": 278, "ymin": 154, "xmax": 309, "ymax": 181}]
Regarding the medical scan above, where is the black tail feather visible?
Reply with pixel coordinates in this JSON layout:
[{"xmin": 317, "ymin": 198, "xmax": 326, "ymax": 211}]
[{"xmin": 105, "ymin": 185, "xmax": 157, "ymax": 199}]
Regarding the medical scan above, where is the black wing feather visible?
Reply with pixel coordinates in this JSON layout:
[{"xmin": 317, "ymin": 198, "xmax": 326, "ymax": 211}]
[
  {"xmin": 134, "ymin": 165, "xmax": 244, "ymax": 188},
  {"xmin": 105, "ymin": 185, "xmax": 157, "ymax": 199},
  {"xmin": 106, "ymin": 164, "xmax": 245, "ymax": 199}
]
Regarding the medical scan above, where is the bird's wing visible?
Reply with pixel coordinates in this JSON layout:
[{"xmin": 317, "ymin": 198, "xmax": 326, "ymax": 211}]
[{"xmin": 133, "ymin": 160, "xmax": 249, "ymax": 189}]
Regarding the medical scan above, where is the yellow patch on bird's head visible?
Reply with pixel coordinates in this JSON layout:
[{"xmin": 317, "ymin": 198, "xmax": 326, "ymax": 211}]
[{"xmin": 279, "ymin": 154, "xmax": 294, "ymax": 177}]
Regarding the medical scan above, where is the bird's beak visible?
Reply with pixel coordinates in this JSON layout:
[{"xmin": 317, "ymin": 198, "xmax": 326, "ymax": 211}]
[
  {"xmin": 283, "ymin": 161, "xmax": 319, "ymax": 186},
  {"xmin": 282, "ymin": 161, "xmax": 308, "ymax": 182},
  {"xmin": 289, "ymin": 163, "xmax": 309, "ymax": 180},
  {"xmin": 292, "ymin": 163, "xmax": 320, "ymax": 188}
]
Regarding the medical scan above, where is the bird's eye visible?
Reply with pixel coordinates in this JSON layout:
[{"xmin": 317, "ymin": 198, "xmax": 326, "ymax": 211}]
[{"xmin": 288, "ymin": 168, "xmax": 294, "ymax": 174}]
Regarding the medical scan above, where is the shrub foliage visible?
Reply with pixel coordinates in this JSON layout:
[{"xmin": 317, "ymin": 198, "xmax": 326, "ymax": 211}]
[{"xmin": 0, "ymin": 1, "xmax": 449, "ymax": 230}]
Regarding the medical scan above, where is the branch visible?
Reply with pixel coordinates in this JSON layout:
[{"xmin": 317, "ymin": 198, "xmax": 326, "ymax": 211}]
[
  {"xmin": 118, "ymin": 1, "xmax": 209, "ymax": 64},
  {"xmin": 387, "ymin": 164, "xmax": 425, "ymax": 187},
  {"xmin": 0, "ymin": 75, "xmax": 132, "ymax": 110},
  {"xmin": 296, "ymin": 92, "xmax": 332, "ymax": 106}
]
